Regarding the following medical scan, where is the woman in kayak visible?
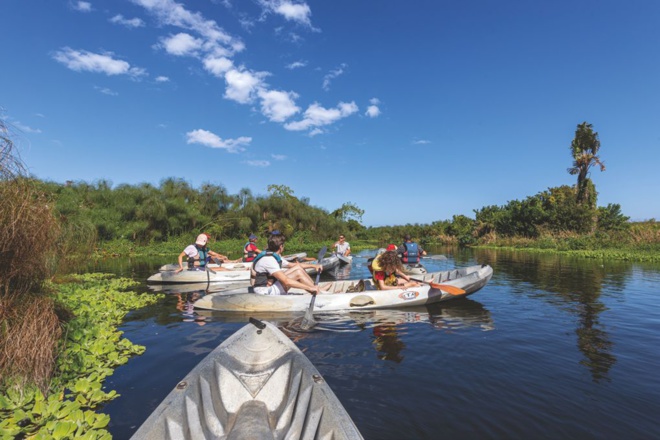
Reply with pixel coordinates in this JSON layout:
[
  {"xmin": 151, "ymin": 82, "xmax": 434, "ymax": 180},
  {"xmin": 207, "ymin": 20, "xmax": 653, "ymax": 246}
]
[
  {"xmin": 176, "ymin": 233, "xmax": 234, "ymax": 272},
  {"xmin": 371, "ymin": 249, "xmax": 421, "ymax": 290}
]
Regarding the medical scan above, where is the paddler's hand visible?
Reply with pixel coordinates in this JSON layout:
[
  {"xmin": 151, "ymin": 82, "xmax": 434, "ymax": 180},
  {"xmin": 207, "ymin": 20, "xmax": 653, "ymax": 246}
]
[
  {"xmin": 316, "ymin": 264, "xmax": 323, "ymax": 273},
  {"xmin": 175, "ymin": 267, "xmax": 183, "ymax": 273}
]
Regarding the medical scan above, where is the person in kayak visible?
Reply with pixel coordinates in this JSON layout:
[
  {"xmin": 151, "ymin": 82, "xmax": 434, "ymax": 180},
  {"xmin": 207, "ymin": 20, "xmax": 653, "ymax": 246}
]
[
  {"xmin": 252, "ymin": 233, "xmax": 323, "ymax": 296},
  {"xmin": 176, "ymin": 233, "xmax": 233, "ymax": 272},
  {"xmin": 397, "ymin": 234, "xmax": 427, "ymax": 264},
  {"xmin": 333, "ymin": 234, "xmax": 351, "ymax": 256},
  {"xmin": 371, "ymin": 249, "xmax": 421, "ymax": 290},
  {"xmin": 243, "ymin": 233, "xmax": 262, "ymax": 262}
]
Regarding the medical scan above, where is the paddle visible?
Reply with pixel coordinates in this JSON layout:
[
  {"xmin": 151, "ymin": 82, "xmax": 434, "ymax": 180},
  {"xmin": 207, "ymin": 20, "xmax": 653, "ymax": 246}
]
[
  {"xmin": 300, "ymin": 246, "xmax": 327, "ymax": 330},
  {"xmin": 408, "ymin": 277, "xmax": 466, "ymax": 295},
  {"xmin": 423, "ymin": 254, "xmax": 448, "ymax": 260},
  {"xmin": 205, "ymin": 261, "xmax": 211, "ymax": 292}
]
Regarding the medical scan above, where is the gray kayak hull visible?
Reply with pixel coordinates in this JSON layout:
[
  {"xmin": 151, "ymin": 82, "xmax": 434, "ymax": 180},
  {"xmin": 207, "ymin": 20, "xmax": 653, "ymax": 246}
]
[
  {"xmin": 305, "ymin": 253, "xmax": 340, "ymax": 274},
  {"xmin": 131, "ymin": 320, "xmax": 363, "ymax": 439}
]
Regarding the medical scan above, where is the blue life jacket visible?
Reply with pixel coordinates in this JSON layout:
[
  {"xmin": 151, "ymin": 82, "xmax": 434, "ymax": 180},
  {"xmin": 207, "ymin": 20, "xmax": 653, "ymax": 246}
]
[
  {"xmin": 188, "ymin": 245, "xmax": 209, "ymax": 270},
  {"xmin": 401, "ymin": 242, "xmax": 420, "ymax": 264},
  {"xmin": 251, "ymin": 251, "xmax": 282, "ymax": 287}
]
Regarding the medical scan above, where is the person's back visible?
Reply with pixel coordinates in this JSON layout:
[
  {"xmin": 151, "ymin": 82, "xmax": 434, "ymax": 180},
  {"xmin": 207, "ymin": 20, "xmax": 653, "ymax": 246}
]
[
  {"xmin": 251, "ymin": 233, "xmax": 322, "ymax": 296},
  {"xmin": 243, "ymin": 234, "xmax": 261, "ymax": 262},
  {"xmin": 251, "ymin": 250, "xmax": 284, "ymax": 293},
  {"xmin": 398, "ymin": 235, "xmax": 425, "ymax": 264}
]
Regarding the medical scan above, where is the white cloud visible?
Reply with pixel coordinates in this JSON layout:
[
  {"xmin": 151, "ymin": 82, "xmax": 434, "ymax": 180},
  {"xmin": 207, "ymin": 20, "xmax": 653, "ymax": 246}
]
[
  {"xmin": 322, "ymin": 64, "xmax": 346, "ymax": 91},
  {"xmin": 109, "ymin": 14, "xmax": 145, "ymax": 28},
  {"xmin": 160, "ymin": 32, "xmax": 203, "ymax": 56},
  {"xmin": 131, "ymin": 0, "xmax": 241, "ymax": 53},
  {"xmin": 203, "ymin": 56, "xmax": 233, "ymax": 77},
  {"xmin": 155, "ymin": 75, "xmax": 170, "ymax": 82},
  {"xmin": 52, "ymin": 47, "xmax": 146, "ymax": 77},
  {"xmin": 94, "ymin": 86, "xmax": 118, "ymax": 96},
  {"xmin": 258, "ymin": 89, "xmax": 300, "ymax": 122},
  {"xmin": 73, "ymin": 1, "xmax": 92, "ymax": 12},
  {"xmin": 186, "ymin": 129, "xmax": 251, "ymax": 153},
  {"xmin": 11, "ymin": 120, "xmax": 42, "ymax": 134},
  {"xmin": 365, "ymin": 105, "xmax": 380, "ymax": 118},
  {"xmin": 224, "ymin": 68, "xmax": 267, "ymax": 104},
  {"xmin": 286, "ymin": 60, "xmax": 307, "ymax": 70},
  {"xmin": 414, "ymin": 139, "xmax": 431, "ymax": 145},
  {"xmin": 271, "ymin": 154, "xmax": 286, "ymax": 160},
  {"xmin": 245, "ymin": 160, "xmax": 270, "ymax": 167},
  {"xmin": 284, "ymin": 101, "xmax": 358, "ymax": 132},
  {"xmin": 275, "ymin": 1, "xmax": 312, "ymax": 26}
]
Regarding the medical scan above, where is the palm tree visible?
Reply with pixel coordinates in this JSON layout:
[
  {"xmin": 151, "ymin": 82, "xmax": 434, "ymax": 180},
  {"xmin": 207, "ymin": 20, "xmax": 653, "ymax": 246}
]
[{"xmin": 568, "ymin": 122, "xmax": 605, "ymax": 206}]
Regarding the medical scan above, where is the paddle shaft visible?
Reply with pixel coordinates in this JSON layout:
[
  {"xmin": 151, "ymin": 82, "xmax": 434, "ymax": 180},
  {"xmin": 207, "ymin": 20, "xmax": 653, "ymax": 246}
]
[{"xmin": 301, "ymin": 246, "xmax": 327, "ymax": 328}]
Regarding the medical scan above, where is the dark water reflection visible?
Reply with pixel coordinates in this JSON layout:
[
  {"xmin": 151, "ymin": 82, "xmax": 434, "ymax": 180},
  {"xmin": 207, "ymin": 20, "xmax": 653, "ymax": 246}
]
[{"xmin": 87, "ymin": 249, "xmax": 660, "ymax": 439}]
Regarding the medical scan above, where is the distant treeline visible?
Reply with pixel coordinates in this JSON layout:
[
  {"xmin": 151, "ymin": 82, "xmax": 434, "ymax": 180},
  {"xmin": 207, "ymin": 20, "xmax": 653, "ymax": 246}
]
[{"xmin": 30, "ymin": 177, "xmax": 656, "ymax": 254}]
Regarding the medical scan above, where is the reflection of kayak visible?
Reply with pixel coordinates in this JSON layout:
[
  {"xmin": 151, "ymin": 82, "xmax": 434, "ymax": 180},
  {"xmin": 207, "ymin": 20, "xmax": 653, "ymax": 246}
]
[
  {"xmin": 402, "ymin": 263, "xmax": 427, "ymax": 275},
  {"xmin": 305, "ymin": 253, "xmax": 340, "ymax": 274},
  {"xmin": 195, "ymin": 265, "xmax": 493, "ymax": 312},
  {"xmin": 131, "ymin": 319, "xmax": 363, "ymax": 440},
  {"xmin": 336, "ymin": 253, "xmax": 353, "ymax": 265}
]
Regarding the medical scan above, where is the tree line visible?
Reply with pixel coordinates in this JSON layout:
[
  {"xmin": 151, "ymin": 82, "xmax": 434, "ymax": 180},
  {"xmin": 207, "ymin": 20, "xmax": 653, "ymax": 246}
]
[{"xmin": 17, "ymin": 121, "xmax": 634, "ymax": 251}]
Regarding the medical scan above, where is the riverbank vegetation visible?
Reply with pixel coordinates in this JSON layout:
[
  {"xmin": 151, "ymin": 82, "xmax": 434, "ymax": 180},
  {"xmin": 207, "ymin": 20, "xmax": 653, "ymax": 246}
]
[{"xmin": 1, "ymin": 120, "xmax": 162, "ymax": 437}]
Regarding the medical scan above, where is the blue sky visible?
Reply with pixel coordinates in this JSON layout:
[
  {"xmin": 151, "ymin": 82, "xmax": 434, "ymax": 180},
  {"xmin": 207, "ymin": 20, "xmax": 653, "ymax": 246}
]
[{"xmin": 2, "ymin": 0, "xmax": 659, "ymax": 226}]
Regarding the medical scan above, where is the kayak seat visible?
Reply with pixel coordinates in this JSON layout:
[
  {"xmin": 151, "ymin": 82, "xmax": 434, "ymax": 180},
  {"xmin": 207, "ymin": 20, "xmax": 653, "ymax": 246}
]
[{"xmin": 227, "ymin": 400, "xmax": 274, "ymax": 440}]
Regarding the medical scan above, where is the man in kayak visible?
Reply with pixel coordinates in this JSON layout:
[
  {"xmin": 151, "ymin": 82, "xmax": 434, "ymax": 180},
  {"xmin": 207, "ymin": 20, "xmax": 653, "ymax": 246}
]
[
  {"xmin": 397, "ymin": 234, "xmax": 427, "ymax": 265},
  {"xmin": 371, "ymin": 248, "xmax": 421, "ymax": 290},
  {"xmin": 333, "ymin": 234, "xmax": 351, "ymax": 256},
  {"xmin": 252, "ymin": 233, "xmax": 323, "ymax": 295},
  {"xmin": 176, "ymin": 233, "xmax": 233, "ymax": 272}
]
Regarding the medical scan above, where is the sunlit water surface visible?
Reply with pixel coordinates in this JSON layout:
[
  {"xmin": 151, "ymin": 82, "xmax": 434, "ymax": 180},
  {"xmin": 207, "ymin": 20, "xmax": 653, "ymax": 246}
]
[{"xmin": 87, "ymin": 248, "xmax": 660, "ymax": 439}]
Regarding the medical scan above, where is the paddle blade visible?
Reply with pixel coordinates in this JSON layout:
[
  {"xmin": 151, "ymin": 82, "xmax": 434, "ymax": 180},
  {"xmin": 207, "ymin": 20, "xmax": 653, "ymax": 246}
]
[
  {"xmin": 429, "ymin": 283, "xmax": 466, "ymax": 295},
  {"xmin": 300, "ymin": 294, "xmax": 317, "ymax": 329}
]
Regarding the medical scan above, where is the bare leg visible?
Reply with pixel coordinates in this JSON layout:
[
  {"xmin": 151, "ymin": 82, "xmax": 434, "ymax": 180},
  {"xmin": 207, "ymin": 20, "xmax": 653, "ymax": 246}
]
[{"xmin": 284, "ymin": 265, "xmax": 316, "ymax": 288}]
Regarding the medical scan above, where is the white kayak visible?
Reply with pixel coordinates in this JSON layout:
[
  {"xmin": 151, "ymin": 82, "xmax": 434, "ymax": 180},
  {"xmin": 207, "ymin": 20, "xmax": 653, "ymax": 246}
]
[
  {"xmin": 148, "ymin": 253, "xmax": 308, "ymax": 284},
  {"xmin": 156, "ymin": 253, "xmax": 307, "ymax": 272},
  {"xmin": 336, "ymin": 253, "xmax": 353, "ymax": 265},
  {"xmin": 304, "ymin": 253, "xmax": 340, "ymax": 274},
  {"xmin": 130, "ymin": 319, "xmax": 363, "ymax": 440},
  {"xmin": 402, "ymin": 263, "xmax": 427, "ymax": 275},
  {"xmin": 147, "ymin": 264, "xmax": 251, "ymax": 284},
  {"xmin": 195, "ymin": 264, "xmax": 493, "ymax": 312}
]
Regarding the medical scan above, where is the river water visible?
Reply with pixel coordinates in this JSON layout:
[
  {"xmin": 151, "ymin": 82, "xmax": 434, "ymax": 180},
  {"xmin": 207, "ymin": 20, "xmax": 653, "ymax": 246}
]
[{"xmin": 93, "ymin": 248, "xmax": 660, "ymax": 439}]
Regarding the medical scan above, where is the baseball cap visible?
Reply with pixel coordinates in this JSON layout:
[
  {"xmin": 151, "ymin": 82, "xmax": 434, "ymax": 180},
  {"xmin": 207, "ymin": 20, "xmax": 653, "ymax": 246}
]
[
  {"xmin": 195, "ymin": 234, "xmax": 208, "ymax": 246},
  {"xmin": 249, "ymin": 234, "xmax": 257, "ymax": 240},
  {"xmin": 386, "ymin": 244, "xmax": 397, "ymax": 251}
]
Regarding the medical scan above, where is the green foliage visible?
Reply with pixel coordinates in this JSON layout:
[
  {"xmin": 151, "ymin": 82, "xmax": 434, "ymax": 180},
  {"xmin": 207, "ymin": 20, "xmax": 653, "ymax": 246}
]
[
  {"xmin": 568, "ymin": 122, "xmax": 605, "ymax": 206},
  {"xmin": 33, "ymin": 178, "xmax": 364, "ymax": 250},
  {"xmin": 448, "ymin": 215, "xmax": 476, "ymax": 246},
  {"xmin": 597, "ymin": 204, "xmax": 630, "ymax": 231},
  {"xmin": 0, "ymin": 274, "xmax": 162, "ymax": 438}
]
